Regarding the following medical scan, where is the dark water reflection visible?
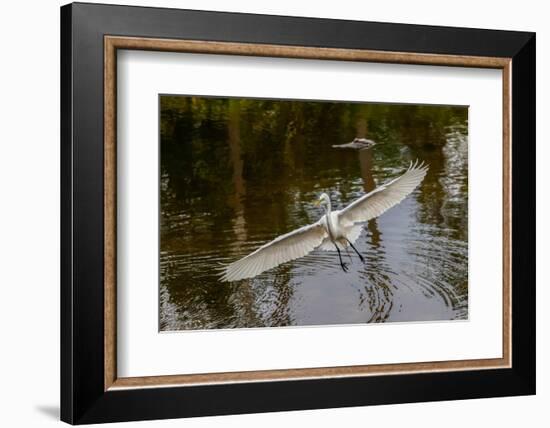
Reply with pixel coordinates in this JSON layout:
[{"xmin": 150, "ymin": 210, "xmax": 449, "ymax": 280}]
[{"xmin": 160, "ymin": 96, "xmax": 468, "ymax": 331}]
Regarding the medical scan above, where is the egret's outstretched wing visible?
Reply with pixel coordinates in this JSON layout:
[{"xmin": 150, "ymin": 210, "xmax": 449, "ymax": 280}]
[
  {"xmin": 221, "ymin": 221, "xmax": 327, "ymax": 282},
  {"xmin": 339, "ymin": 160, "xmax": 428, "ymax": 226}
]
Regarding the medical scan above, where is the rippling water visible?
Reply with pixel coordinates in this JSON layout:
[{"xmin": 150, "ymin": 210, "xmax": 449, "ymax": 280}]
[{"xmin": 160, "ymin": 96, "xmax": 468, "ymax": 331}]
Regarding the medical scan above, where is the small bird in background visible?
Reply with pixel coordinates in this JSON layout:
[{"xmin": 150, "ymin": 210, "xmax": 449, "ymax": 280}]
[
  {"xmin": 332, "ymin": 137, "xmax": 376, "ymax": 150},
  {"xmin": 221, "ymin": 160, "xmax": 428, "ymax": 282}
]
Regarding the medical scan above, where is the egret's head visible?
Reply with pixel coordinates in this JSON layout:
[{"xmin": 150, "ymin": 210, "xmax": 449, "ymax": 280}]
[{"xmin": 314, "ymin": 193, "xmax": 331, "ymax": 209}]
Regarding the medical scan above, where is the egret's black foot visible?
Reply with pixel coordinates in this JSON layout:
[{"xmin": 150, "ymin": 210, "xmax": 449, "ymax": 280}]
[
  {"xmin": 340, "ymin": 262, "xmax": 349, "ymax": 272},
  {"xmin": 358, "ymin": 254, "xmax": 366, "ymax": 264}
]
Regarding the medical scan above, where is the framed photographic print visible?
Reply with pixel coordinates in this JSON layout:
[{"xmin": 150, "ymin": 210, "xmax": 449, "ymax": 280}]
[{"xmin": 60, "ymin": 2, "xmax": 535, "ymax": 424}]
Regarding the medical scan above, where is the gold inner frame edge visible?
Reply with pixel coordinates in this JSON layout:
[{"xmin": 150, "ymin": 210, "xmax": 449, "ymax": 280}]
[{"xmin": 104, "ymin": 35, "xmax": 512, "ymax": 391}]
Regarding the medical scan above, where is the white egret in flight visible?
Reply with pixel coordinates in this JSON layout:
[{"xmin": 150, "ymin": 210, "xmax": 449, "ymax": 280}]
[{"xmin": 221, "ymin": 160, "xmax": 428, "ymax": 282}]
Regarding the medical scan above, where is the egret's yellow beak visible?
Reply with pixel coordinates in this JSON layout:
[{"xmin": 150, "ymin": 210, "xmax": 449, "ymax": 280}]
[{"xmin": 313, "ymin": 198, "xmax": 322, "ymax": 207}]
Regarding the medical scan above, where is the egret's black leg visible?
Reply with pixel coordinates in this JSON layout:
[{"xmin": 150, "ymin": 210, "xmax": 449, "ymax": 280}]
[
  {"xmin": 335, "ymin": 244, "xmax": 349, "ymax": 272},
  {"xmin": 346, "ymin": 239, "xmax": 366, "ymax": 263}
]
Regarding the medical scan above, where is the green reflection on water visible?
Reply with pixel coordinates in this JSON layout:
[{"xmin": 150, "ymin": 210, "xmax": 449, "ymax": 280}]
[{"xmin": 160, "ymin": 95, "xmax": 468, "ymax": 331}]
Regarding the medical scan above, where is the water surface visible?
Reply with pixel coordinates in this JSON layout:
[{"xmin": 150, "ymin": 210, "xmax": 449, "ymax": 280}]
[{"xmin": 160, "ymin": 96, "xmax": 468, "ymax": 331}]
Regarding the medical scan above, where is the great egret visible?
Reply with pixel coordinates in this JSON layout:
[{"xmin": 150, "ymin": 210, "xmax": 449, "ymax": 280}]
[
  {"xmin": 221, "ymin": 160, "xmax": 428, "ymax": 282},
  {"xmin": 332, "ymin": 138, "xmax": 376, "ymax": 150}
]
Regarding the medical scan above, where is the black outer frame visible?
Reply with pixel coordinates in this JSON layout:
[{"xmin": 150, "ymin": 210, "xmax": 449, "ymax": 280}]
[{"xmin": 60, "ymin": 2, "xmax": 535, "ymax": 424}]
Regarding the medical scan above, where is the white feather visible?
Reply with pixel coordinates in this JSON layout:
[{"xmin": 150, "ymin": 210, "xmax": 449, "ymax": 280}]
[
  {"xmin": 318, "ymin": 224, "xmax": 363, "ymax": 251},
  {"xmin": 338, "ymin": 160, "xmax": 429, "ymax": 226},
  {"xmin": 221, "ymin": 220, "xmax": 327, "ymax": 282}
]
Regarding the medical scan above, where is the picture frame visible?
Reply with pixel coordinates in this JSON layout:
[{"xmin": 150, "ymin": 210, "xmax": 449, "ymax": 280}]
[{"xmin": 60, "ymin": 2, "xmax": 535, "ymax": 424}]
